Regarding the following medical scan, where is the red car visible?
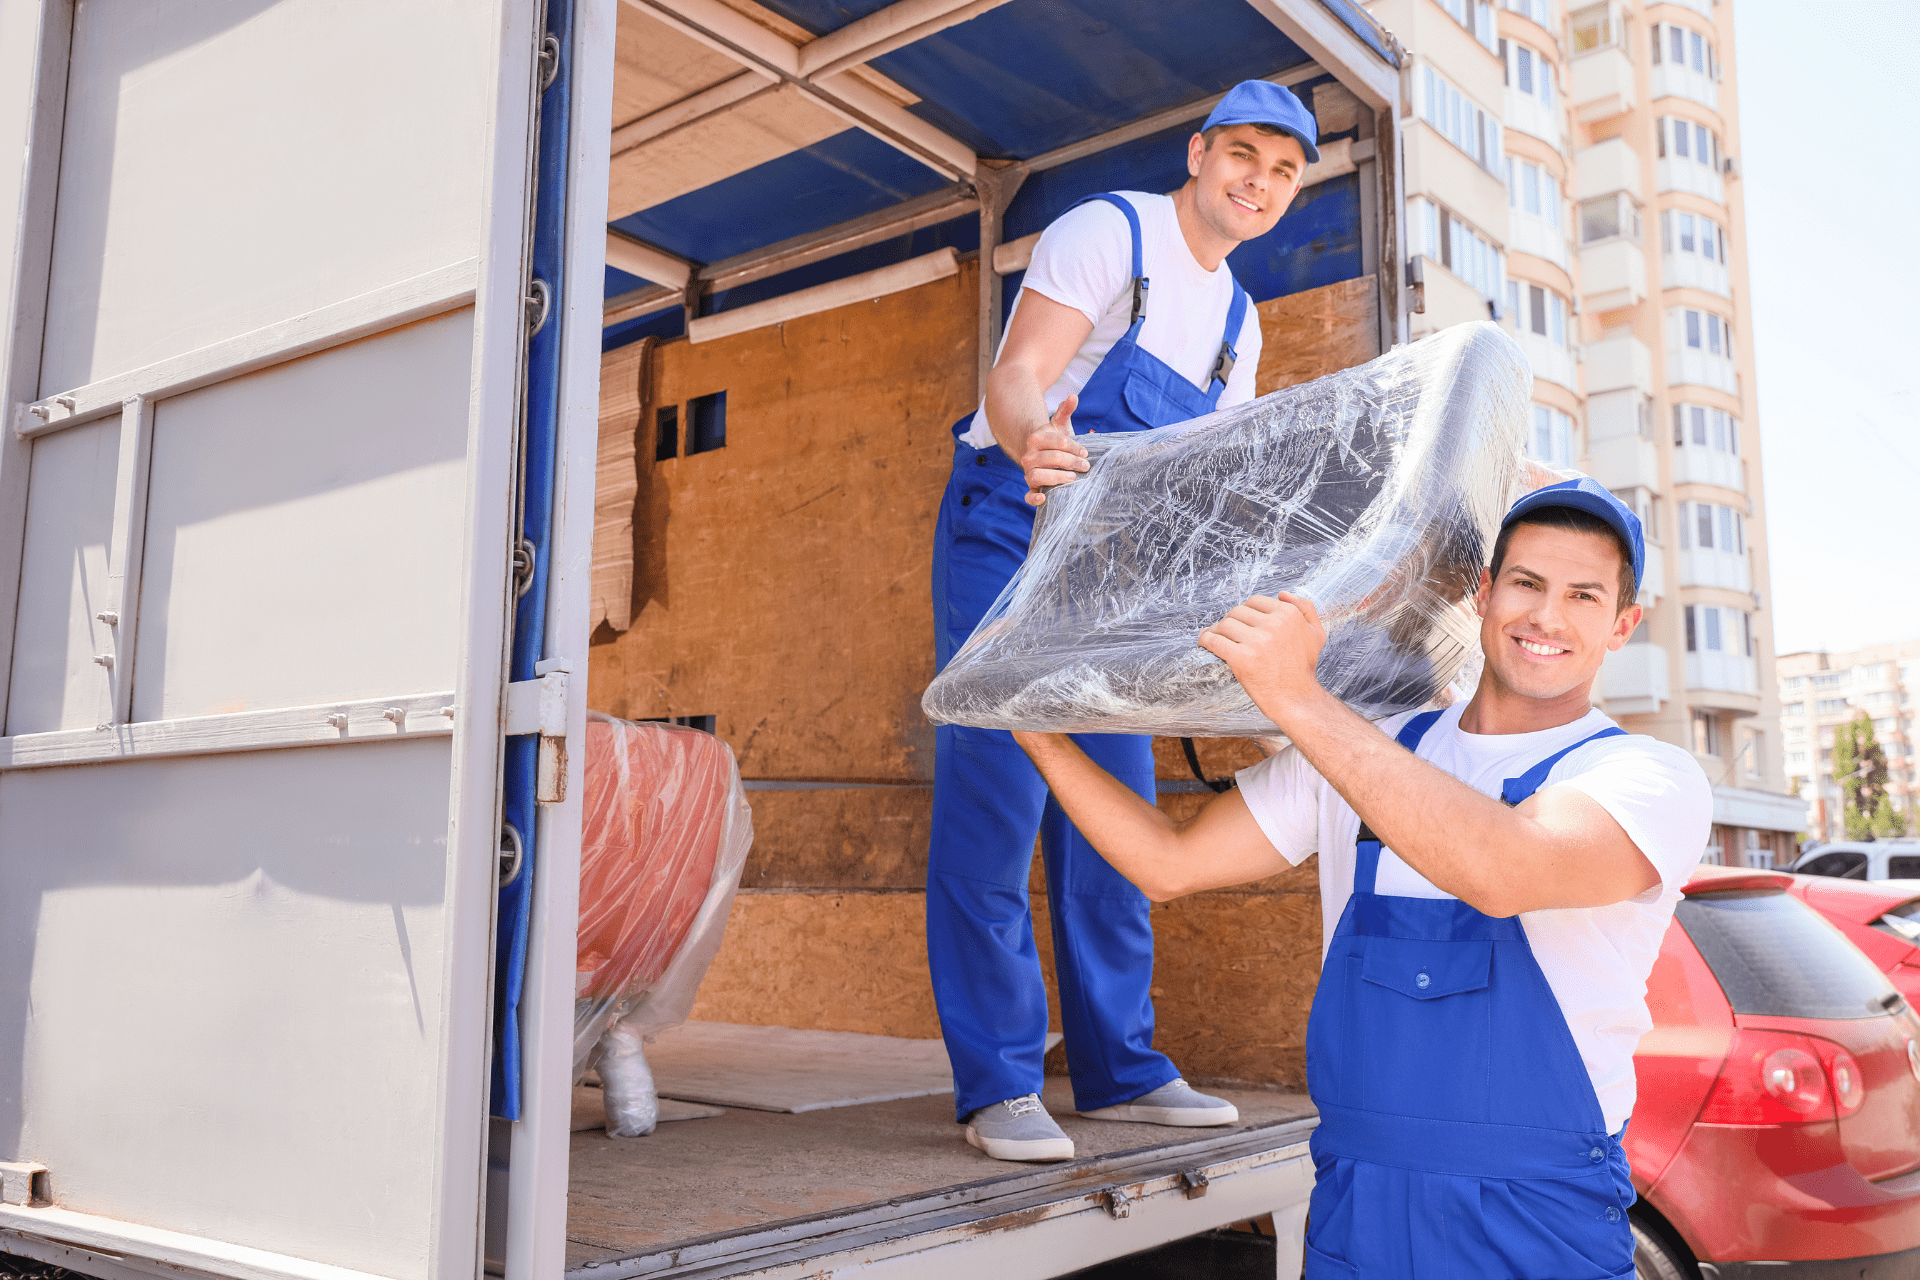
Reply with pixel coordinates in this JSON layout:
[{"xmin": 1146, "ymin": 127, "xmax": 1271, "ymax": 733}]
[
  {"xmin": 1627, "ymin": 865, "xmax": 1920, "ymax": 1277},
  {"xmin": 1788, "ymin": 876, "xmax": 1920, "ymax": 1010}
]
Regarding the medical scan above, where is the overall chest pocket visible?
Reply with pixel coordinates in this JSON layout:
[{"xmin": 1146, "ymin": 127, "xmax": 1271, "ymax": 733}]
[
  {"xmin": 1360, "ymin": 936, "xmax": 1492, "ymax": 1000},
  {"xmin": 1119, "ymin": 364, "xmax": 1210, "ymax": 432}
]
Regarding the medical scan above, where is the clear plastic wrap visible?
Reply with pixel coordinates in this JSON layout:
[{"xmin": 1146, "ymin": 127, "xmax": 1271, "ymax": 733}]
[
  {"xmin": 922, "ymin": 322, "xmax": 1535, "ymax": 737},
  {"xmin": 573, "ymin": 713, "xmax": 753, "ymax": 1133}
]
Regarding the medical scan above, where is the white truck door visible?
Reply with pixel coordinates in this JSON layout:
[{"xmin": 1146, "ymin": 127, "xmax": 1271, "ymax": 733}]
[{"xmin": 0, "ymin": 2, "xmax": 599, "ymax": 1279}]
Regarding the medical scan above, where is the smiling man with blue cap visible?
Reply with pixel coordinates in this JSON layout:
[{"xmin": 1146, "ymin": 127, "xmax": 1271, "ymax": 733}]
[
  {"xmin": 928, "ymin": 79, "xmax": 1320, "ymax": 1164},
  {"xmin": 1012, "ymin": 479, "xmax": 1712, "ymax": 1273}
]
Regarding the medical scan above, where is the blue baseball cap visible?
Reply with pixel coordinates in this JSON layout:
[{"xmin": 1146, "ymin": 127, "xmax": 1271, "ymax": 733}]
[
  {"xmin": 1501, "ymin": 477, "xmax": 1645, "ymax": 594},
  {"xmin": 1201, "ymin": 80, "xmax": 1320, "ymax": 165}
]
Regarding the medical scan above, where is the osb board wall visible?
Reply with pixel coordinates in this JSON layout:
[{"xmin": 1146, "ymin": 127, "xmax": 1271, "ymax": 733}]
[{"xmin": 589, "ymin": 269, "xmax": 1381, "ymax": 1088}]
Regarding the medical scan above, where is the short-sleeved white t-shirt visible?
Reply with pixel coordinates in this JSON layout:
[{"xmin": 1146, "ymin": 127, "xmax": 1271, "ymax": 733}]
[
  {"xmin": 1236, "ymin": 701, "xmax": 1712, "ymax": 1131},
  {"xmin": 961, "ymin": 192, "xmax": 1262, "ymax": 449}
]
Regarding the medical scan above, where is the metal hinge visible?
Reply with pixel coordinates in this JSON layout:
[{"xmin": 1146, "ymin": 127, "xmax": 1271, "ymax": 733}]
[
  {"xmin": 1180, "ymin": 1169, "xmax": 1210, "ymax": 1200},
  {"xmin": 506, "ymin": 661, "xmax": 572, "ymax": 804},
  {"xmin": 1102, "ymin": 1187, "xmax": 1133, "ymax": 1219},
  {"xmin": 536, "ymin": 33, "xmax": 561, "ymax": 93},
  {"xmin": 525, "ymin": 278, "xmax": 551, "ymax": 338}
]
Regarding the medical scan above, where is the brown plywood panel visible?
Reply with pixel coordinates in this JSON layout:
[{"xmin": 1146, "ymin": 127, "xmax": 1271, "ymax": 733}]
[
  {"xmin": 592, "ymin": 339, "xmax": 646, "ymax": 634},
  {"xmin": 741, "ymin": 788, "xmax": 932, "ymax": 890},
  {"xmin": 1253, "ymin": 274, "xmax": 1382, "ymax": 395},
  {"xmin": 608, "ymin": 83, "xmax": 849, "ymax": 219},
  {"xmin": 587, "ymin": 263, "xmax": 976, "ymax": 786},
  {"xmin": 611, "ymin": 6, "xmax": 754, "ymax": 132}
]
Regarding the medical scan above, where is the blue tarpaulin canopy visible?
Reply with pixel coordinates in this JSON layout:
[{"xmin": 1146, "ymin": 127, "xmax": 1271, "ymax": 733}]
[{"xmin": 600, "ymin": 0, "xmax": 1402, "ymax": 352}]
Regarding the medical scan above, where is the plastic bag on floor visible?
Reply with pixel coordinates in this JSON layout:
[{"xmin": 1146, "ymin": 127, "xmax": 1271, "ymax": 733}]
[
  {"xmin": 922, "ymin": 323, "xmax": 1537, "ymax": 737},
  {"xmin": 573, "ymin": 714, "xmax": 752, "ymax": 1133}
]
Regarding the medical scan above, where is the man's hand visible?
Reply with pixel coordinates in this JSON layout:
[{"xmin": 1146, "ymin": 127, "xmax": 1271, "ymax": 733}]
[
  {"xmin": 1198, "ymin": 592, "xmax": 1328, "ymax": 722},
  {"xmin": 1019, "ymin": 395, "xmax": 1087, "ymax": 506}
]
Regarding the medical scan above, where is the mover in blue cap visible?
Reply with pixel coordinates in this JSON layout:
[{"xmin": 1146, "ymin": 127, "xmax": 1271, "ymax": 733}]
[
  {"xmin": 929, "ymin": 79, "xmax": 1320, "ymax": 1163},
  {"xmin": 1013, "ymin": 482, "xmax": 1712, "ymax": 1274}
]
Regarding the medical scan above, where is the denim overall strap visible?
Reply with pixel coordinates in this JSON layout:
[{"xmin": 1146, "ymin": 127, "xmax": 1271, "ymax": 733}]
[
  {"xmin": 1352, "ymin": 709, "xmax": 1446, "ymax": 896},
  {"xmin": 1500, "ymin": 727, "xmax": 1627, "ymax": 805},
  {"xmin": 1205, "ymin": 280, "xmax": 1249, "ymax": 403},
  {"xmin": 1066, "ymin": 193, "xmax": 1148, "ymax": 337}
]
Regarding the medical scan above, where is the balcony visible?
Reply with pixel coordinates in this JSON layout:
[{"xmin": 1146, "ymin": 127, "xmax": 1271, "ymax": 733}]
[
  {"xmin": 1667, "ymin": 346, "xmax": 1738, "ymax": 395},
  {"xmin": 1663, "ymin": 0, "xmax": 1715, "ymax": 18},
  {"xmin": 1672, "ymin": 444, "xmax": 1745, "ymax": 491},
  {"xmin": 1505, "ymin": 88, "xmax": 1563, "ymax": 149},
  {"xmin": 1678, "ymin": 547, "xmax": 1751, "ymax": 592},
  {"xmin": 1687, "ymin": 650, "xmax": 1759, "ymax": 701},
  {"xmin": 1661, "ymin": 251, "xmax": 1730, "ymax": 298},
  {"xmin": 1602, "ymin": 643, "xmax": 1670, "ymax": 716},
  {"xmin": 1403, "ymin": 126, "xmax": 1510, "ymax": 248},
  {"xmin": 1586, "ymin": 333, "xmax": 1653, "ymax": 395},
  {"xmin": 1580, "ymin": 239, "xmax": 1647, "ymax": 311},
  {"xmin": 1508, "ymin": 208, "xmax": 1570, "ymax": 270},
  {"xmin": 1588, "ymin": 433, "xmax": 1659, "ymax": 491},
  {"xmin": 1649, "ymin": 63, "xmax": 1719, "ymax": 112},
  {"xmin": 1641, "ymin": 543, "xmax": 1666, "ymax": 603},
  {"xmin": 1574, "ymin": 138, "xmax": 1642, "ymax": 202},
  {"xmin": 1513, "ymin": 329, "xmax": 1577, "ymax": 392},
  {"xmin": 1412, "ymin": 260, "xmax": 1497, "ymax": 340},
  {"xmin": 1570, "ymin": 47, "xmax": 1635, "ymax": 122},
  {"xmin": 1712, "ymin": 786, "xmax": 1810, "ymax": 836},
  {"xmin": 1656, "ymin": 157, "xmax": 1725, "ymax": 204}
]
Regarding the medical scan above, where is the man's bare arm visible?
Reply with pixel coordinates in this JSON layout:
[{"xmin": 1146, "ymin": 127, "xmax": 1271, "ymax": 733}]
[
  {"xmin": 1199, "ymin": 595, "xmax": 1659, "ymax": 916},
  {"xmin": 1012, "ymin": 732, "xmax": 1291, "ymax": 900},
  {"xmin": 984, "ymin": 290, "xmax": 1093, "ymax": 505}
]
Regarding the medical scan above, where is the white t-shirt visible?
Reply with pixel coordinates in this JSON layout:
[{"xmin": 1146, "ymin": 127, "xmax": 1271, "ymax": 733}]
[
  {"xmin": 1236, "ymin": 701, "xmax": 1712, "ymax": 1131},
  {"xmin": 961, "ymin": 191, "xmax": 1262, "ymax": 448}
]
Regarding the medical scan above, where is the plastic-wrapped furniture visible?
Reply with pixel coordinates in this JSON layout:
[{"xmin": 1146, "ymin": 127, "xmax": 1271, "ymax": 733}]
[
  {"xmin": 923, "ymin": 322, "xmax": 1534, "ymax": 737},
  {"xmin": 575, "ymin": 714, "xmax": 753, "ymax": 1136}
]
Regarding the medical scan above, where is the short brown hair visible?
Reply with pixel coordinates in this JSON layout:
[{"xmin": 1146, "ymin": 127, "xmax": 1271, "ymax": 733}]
[{"xmin": 1488, "ymin": 506, "xmax": 1637, "ymax": 615}]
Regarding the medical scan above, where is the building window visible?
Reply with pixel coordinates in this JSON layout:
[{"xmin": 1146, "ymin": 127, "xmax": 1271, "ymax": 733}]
[
  {"xmin": 1422, "ymin": 65, "xmax": 1503, "ymax": 173},
  {"xmin": 1671, "ymin": 403, "xmax": 1739, "ymax": 455},
  {"xmin": 654, "ymin": 404, "xmax": 680, "ymax": 461},
  {"xmin": 1674, "ymin": 307, "xmax": 1734, "ymax": 359},
  {"xmin": 1857, "ymin": 663, "xmax": 1887, "ymax": 681},
  {"xmin": 1650, "ymin": 21, "xmax": 1719, "ymax": 77},
  {"xmin": 1507, "ymin": 40, "xmax": 1556, "ymax": 110},
  {"xmin": 1812, "ymin": 671, "xmax": 1847, "ymax": 689},
  {"xmin": 1529, "ymin": 406, "xmax": 1576, "ymax": 467},
  {"xmin": 1676, "ymin": 500, "xmax": 1745, "ymax": 553},
  {"xmin": 1570, "ymin": 2, "xmax": 1617, "ymax": 52},
  {"xmin": 1504, "ymin": 0, "xmax": 1551, "ymax": 23},
  {"xmin": 1409, "ymin": 198, "xmax": 1505, "ymax": 301},
  {"xmin": 1789, "ymin": 750, "xmax": 1808, "ymax": 767},
  {"xmin": 1866, "ymin": 690, "xmax": 1899, "ymax": 706},
  {"xmin": 1876, "ymin": 717, "xmax": 1899, "ymax": 734},
  {"xmin": 1657, "ymin": 116, "xmax": 1721, "ymax": 172},
  {"xmin": 688, "ymin": 390, "xmax": 727, "ymax": 455},
  {"xmin": 1692, "ymin": 709, "xmax": 1722, "ymax": 757},
  {"xmin": 1783, "ymin": 676, "xmax": 1805, "ymax": 691},
  {"xmin": 1579, "ymin": 193, "xmax": 1640, "ymax": 244},
  {"xmin": 1508, "ymin": 159, "xmax": 1564, "ymax": 233},
  {"xmin": 1435, "ymin": 0, "xmax": 1499, "ymax": 50},
  {"xmin": 1513, "ymin": 283, "xmax": 1569, "ymax": 347},
  {"xmin": 1816, "ymin": 697, "xmax": 1849, "ymax": 714},
  {"xmin": 1659, "ymin": 211, "xmax": 1726, "ymax": 264},
  {"xmin": 1685, "ymin": 605, "xmax": 1751, "ymax": 656}
]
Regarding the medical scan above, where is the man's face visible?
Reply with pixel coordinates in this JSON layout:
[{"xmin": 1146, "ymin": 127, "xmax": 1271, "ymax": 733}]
[
  {"xmin": 1185, "ymin": 124, "xmax": 1307, "ymax": 245},
  {"xmin": 1474, "ymin": 523, "xmax": 1642, "ymax": 703}
]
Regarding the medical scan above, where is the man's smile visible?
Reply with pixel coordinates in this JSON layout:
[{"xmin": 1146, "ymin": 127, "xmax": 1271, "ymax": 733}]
[
  {"xmin": 1514, "ymin": 636, "xmax": 1572, "ymax": 658},
  {"xmin": 1227, "ymin": 192, "xmax": 1263, "ymax": 213}
]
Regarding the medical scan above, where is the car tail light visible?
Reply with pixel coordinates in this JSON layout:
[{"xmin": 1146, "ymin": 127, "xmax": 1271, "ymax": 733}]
[
  {"xmin": 1698, "ymin": 1028, "xmax": 1851, "ymax": 1124},
  {"xmin": 1816, "ymin": 1044, "xmax": 1865, "ymax": 1116}
]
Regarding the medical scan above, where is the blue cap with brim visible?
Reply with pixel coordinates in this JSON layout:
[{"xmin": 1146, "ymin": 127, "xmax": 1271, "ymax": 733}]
[
  {"xmin": 1501, "ymin": 477, "xmax": 1645, "ymax": 596},
  {"xmin": 1201, "ymin": 80, "xmax": 1320, "ymax": 165}
]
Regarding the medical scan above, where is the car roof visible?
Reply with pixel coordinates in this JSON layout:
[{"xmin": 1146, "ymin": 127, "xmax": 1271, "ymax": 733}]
[{"xmin": 1683, "ymin": 864, "xmax": 1795, "ymax": 895}]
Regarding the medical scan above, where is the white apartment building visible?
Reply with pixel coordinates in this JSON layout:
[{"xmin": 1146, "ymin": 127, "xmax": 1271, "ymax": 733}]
[
  {"xmin": 1366, "ymin": 0, "xmax": 1803, "ymax": 863},
  {"xmin": 1778, "ymin": 642, "xmax": 1920, "ymax": 845}
]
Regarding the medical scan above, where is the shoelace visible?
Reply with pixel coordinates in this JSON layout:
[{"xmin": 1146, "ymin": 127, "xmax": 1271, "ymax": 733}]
[{"xmin": 1006, "ymin": 1094, "xmax": 1044, "ymax": 1117}]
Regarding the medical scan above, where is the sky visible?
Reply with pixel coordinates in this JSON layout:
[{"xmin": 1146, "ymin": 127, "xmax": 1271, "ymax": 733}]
[{"xmin": 1739, "ymin": 0, "xmax": 1920, "ymax": 656}]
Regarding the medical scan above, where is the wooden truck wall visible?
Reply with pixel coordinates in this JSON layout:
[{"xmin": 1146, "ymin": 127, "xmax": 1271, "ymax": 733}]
[{"xmin": 587, "ymin": 260, "xmax": 1380, "ymax": 1089}]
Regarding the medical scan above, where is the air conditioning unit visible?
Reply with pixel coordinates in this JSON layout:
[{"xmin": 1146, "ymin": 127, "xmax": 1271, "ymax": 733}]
[{"xmin": 1721, "ymin": 156, "xmax": 1739, "ymax": 178}]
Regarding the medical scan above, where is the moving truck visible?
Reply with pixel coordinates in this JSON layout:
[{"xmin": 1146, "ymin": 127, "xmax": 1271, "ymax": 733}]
[{"xmin": 0, "ymin": 2, "xmax": 1407, "ymax": 1277}]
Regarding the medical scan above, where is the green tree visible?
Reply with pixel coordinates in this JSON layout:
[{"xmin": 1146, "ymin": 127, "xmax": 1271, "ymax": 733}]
[
  {"xmin": 1873, "ymin": 795, "xmax": 1909, "ymax": 839},
  {"xmin": 1833, "ymin": 712, "xmax": 1892, "ymax": 840}
]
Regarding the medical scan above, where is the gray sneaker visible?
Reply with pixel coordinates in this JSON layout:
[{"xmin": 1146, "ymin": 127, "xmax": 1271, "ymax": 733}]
[
  {"xmin": 1079, "ymin": 1078, "xmax": 1238, "ymax": 1127},
  {"xmin": 965, "ymin": 1093, "xmax": 1075, "ymax": 1162}
]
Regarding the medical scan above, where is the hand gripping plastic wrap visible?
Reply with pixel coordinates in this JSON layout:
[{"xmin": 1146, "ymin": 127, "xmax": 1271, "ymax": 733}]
[
  {"xmin": 575, "ymin": 713, "xmax": 752, "ymax": 1136},
  {"xmin": 922, "ymin": 322, "xmax": 1534, "ymax": 737}
]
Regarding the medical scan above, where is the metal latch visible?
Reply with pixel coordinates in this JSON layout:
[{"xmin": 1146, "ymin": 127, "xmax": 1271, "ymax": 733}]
[
  {"xmin": 505, "ymin": 670, "xmax": 568, "ymax": 737},
  {"xmin": 0, "ymin": 1161, "xmax": 50, "ymax": 1207},
  {"xmin": 1180, "ymin": 1169, "xmax": 1210, "ymax": 1199},
  {"xmin": 1102, "ymin": 1187, "xmax": 1132, "ymax": 1219}
]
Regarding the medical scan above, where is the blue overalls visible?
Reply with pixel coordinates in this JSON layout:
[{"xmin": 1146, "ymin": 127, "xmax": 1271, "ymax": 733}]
[
  {"xmin": 928, "ymin": 193, "xmax": 1249, "ymax": 1120},
  {"xmin": 1303, "ymin": 710, "xmax": 1638, "ymax": 1279}
]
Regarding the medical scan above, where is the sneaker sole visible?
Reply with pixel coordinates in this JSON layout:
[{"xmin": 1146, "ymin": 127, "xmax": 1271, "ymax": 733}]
[
  {"xmin": 965, "ymin": 1125, "xmax": 1075, "ymax": 1162},
  {"xmin": 1076, "ymin": 1103, "xmax": 1239, "ymax": 1127}
]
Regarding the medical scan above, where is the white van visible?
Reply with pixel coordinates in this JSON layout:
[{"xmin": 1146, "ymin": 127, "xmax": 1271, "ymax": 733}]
[{"xmin": 1792, "ymin": 841, "xmax": 1920, "ymax": 883}]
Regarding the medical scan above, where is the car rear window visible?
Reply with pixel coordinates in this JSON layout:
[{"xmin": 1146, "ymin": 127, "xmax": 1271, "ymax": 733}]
[
  {"xmin": 1798, "ymin": 850, "xmax": 1869, "ymax": 879},
  {"xmin": 1677, "ymin": 889, "xmax": 1900, "ymax": 1020},
  {"xmin": 1889, "ymin": 856, "xmax": 1920, "ymax": 879}
]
